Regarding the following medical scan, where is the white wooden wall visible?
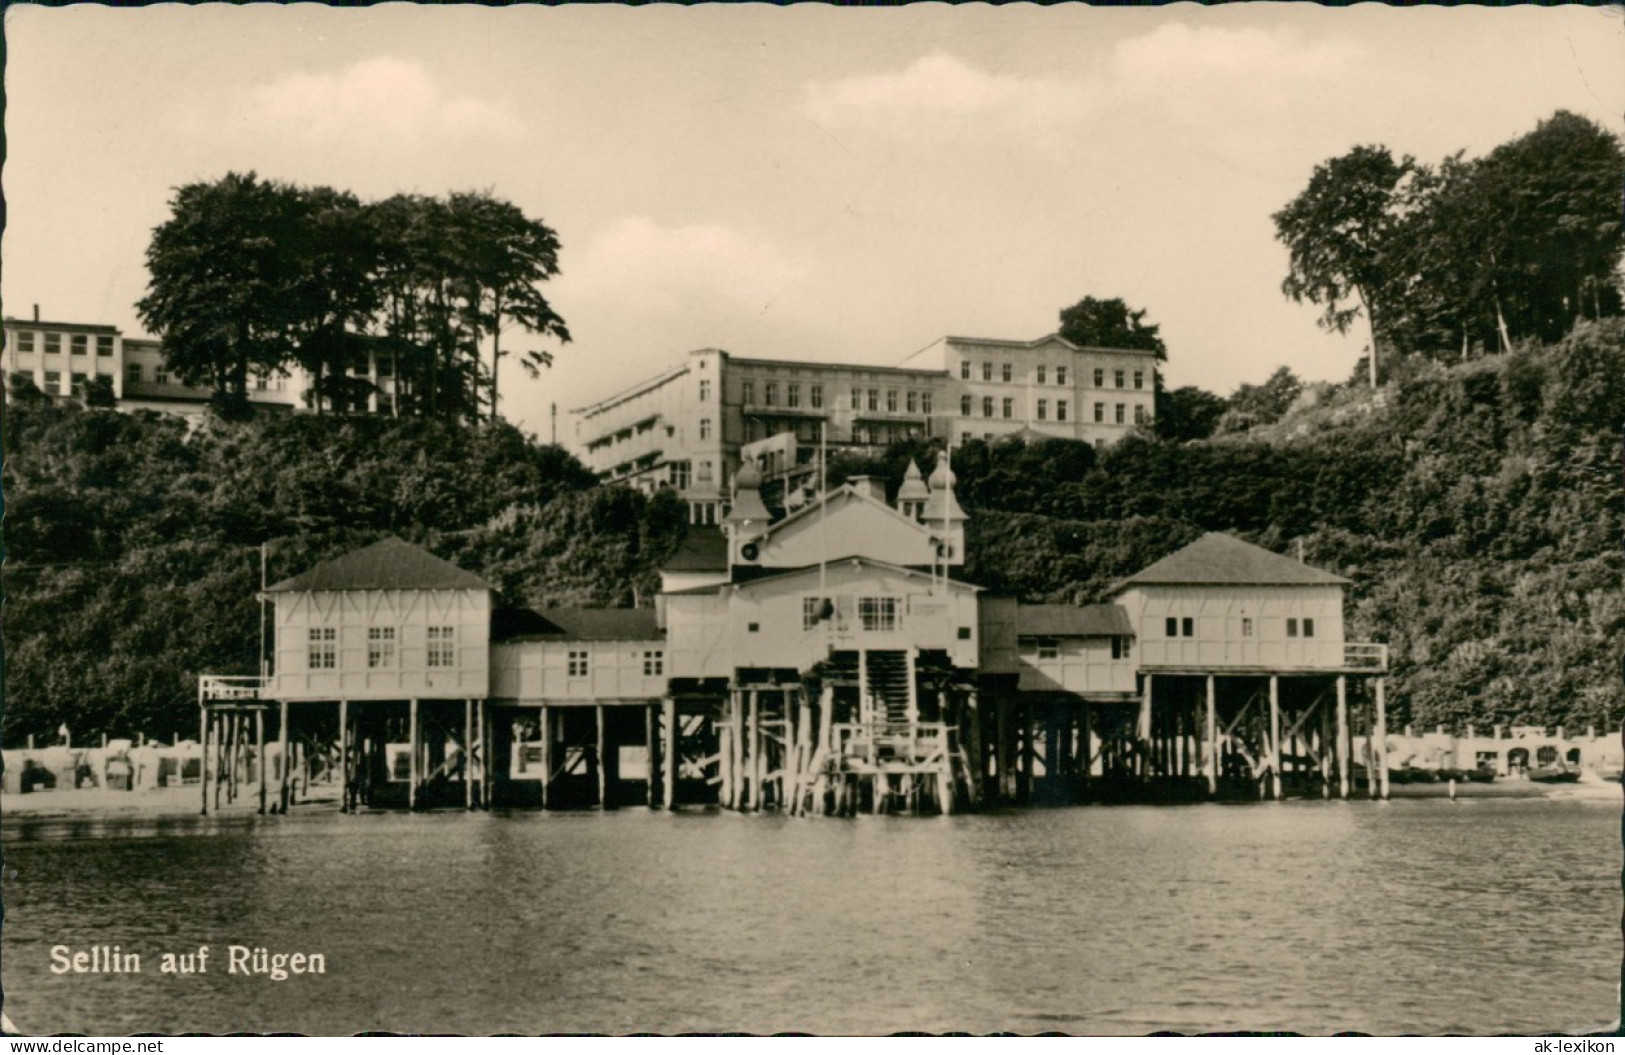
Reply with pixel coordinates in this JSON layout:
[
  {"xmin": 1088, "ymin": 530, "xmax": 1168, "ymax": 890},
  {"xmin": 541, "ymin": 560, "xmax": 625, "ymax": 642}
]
[
  {"xmin": 1116, "ymin": 585, "xmax": 1346, "ymax": 670},
  {"xmin": 490, "ymin": 638, "xmax": 668, "ymax": 703}
]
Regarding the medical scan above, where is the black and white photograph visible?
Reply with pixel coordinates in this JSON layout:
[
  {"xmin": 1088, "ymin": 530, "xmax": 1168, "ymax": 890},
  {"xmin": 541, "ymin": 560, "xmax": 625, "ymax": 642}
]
[{"xmin": 2, "ymin": 2, "xmax": 1622, "ymax": 1038}]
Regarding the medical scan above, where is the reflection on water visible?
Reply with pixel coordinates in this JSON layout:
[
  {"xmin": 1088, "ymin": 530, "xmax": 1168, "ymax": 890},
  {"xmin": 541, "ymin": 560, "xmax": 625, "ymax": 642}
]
[{"xmin": 2, "ymin": 800, "xmax": 1617, "ymax": 1035}]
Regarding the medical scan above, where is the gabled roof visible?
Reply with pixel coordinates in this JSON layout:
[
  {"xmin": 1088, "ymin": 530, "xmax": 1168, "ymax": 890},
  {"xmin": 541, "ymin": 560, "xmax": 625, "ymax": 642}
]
[
  {"xmin": 763, "ymin": 481, "xmax": 932, "ymax": 539},
  {"xmin": 720, "ymin": 555, "xmax": 980, "ymax": 595},
  {"xmin": 663, "ymin": 525, "xmax": 729, "ymax": 572},
  {"xmin": 497, "ymin": 606, "xmax": 664, "ymax": 642},
  {"xmin": 1112, "ymin": 533, "xmax": 1349, "ymax": 591},
  {"xmin": 1016, "ymin": 604, "xmax": 1133, "ymax": 638},
  {"xmin": 265, "ymin": 537, "xmax": 491, "ymax": 593}
]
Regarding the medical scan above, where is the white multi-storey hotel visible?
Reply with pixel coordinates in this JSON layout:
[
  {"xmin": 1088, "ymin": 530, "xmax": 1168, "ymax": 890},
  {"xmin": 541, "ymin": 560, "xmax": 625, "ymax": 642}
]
[{"xmin": 572, "ymin": 334, "xmax": 1159, "ymax": 524}]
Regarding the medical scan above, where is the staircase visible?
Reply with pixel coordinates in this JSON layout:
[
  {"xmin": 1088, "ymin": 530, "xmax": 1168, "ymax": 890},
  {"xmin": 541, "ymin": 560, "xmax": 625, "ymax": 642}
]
[{"xmin": 865, "ymin": 650, "xmax": 913, "ymax": 734}]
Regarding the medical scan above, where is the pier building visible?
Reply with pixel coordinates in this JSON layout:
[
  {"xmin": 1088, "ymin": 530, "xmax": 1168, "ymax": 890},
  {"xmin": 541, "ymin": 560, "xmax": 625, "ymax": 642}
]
[{"xmin": 198, "ymin": 456, "xmax": 1392, "ymax": 815}]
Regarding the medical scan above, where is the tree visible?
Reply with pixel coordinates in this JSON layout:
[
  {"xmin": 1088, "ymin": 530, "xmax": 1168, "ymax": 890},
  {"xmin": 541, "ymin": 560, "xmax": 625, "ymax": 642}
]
[
  {"xmin": 82, "ymin": 376, "xmax": 116, "ymax": 408},
  {"xmin": 1155, "ymin": 385, "xmax": 1227, "ymax": 443},
  {"xmin": 1057, "ymin": 296, "xmax": 1167, "ymax": 359},
  {"xmin": 1273, "ymin": 146, "xmax": 1416, "ymax": 387},
  {"xmin": 137, "ymin": 172, "xmax": 309, "ymax": 418},
  {"xmin": 1217, "ymin": 366, "xmax": 1303, "ymax": 433}
]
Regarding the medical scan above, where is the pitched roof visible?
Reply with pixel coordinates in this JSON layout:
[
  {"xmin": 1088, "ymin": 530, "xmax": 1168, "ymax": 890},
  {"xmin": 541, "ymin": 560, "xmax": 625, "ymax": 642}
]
[
  {"xmin": 264, "ymin": 537, "xmax": 491, "ymax": 593},
  {"xmin": 503, "ymin": 607, "xmax": 663, "ymax": 642},
  {"xmin": 1113, "ymin": 533, "xmax": 1349, "ymax": 590},
  {"xmin": 663, "ymin": 525, "xmax": 730, "ymax": 572},
  {"xmin": 1016, "ymin": 604, "xmax": 1133, "ymax": 638}
]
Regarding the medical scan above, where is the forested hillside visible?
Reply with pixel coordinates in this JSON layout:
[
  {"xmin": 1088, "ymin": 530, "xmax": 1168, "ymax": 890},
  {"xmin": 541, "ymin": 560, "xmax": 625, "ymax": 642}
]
[{"xmin": 2, "ymin": 319, "xmax": 1620, "ymax": 744}]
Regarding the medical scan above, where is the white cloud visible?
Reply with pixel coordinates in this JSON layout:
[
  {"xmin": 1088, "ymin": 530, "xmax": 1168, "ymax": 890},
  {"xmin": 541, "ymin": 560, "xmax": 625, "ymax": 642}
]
[
  {"xmin": 252, "ymin": 57, "xmax": 520, "ymax": 147},
  {"xmin": 801, "ymin": 51, "xmax": 1089, "ymax": 133},
  {"xmin": 567, "ymin": 216, "xmax": 806, "ymax": 316}
]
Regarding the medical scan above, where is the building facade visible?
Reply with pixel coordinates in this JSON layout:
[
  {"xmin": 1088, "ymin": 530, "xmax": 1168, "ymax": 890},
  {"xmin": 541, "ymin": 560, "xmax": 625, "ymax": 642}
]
[{"xmin": 572, "ymin": 334, "xmax": 1159, "ymax": 524}]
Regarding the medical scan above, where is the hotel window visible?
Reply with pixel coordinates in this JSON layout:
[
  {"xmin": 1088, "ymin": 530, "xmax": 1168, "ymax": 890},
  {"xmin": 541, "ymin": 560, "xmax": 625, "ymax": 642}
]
[
  {"xmin": 256, "ymin": 375, "xmax": 268, "ymax": 391},
  {"xmin": 568, "ymin": 650, "xmax": 590, "ymax": 677},
  {"xmin": 1093, "ymin": 368, "xmax": 1104, "ymax": 387},
  {"xmin": 643, "ymin": 651, "xmax": 664, "ymax": 677},
  {"xmin": 906, "ymin": 391, "xmax": 918, "ymax": 413},
  {"xmin": 1037, "ymin": 638, "xmax": 1059, "ymax": 660},
  {"xmin": 17, "ymin": 331, "xmax": 34, "ymax": 353},
  {"xmin": 1036, "ymin": 365, "xmax": 1046, "ymax": 384},
  {"xmin": 1115, "ymin": 369, "xmax": 1125, "ymax": 388},
  {"xmin": 802, "ymin": 596, "xmax": 828, "ymax": 631},
  {"xmin": 1134, "ymin": 405, "xmax": 1147, "ymax": 425},
  {"xmin": 1036, "ymin": 399, "xmax": 1047, "ymax": 421},
  {"xmin": 308, "ymin": 627, "xmax": 337, "ymax": 670},
  {"xmin": 1115, "ymin": 404, "xmax": 1125, "ymax": 424},
  {"xmin": 367, "ymin": 627, "xmax": 396, "ymax": 668},
  {"xmin": 1242, "ymin": 618, "xmax": 1255, "ymax": 637},
  {"xmin": 1111, "ymin": 635, "xmax": 1130, "ymax": 660},
  {"xmin": 1001, "ymin": 362, "xmax": 1012, "ymax": 382},
  {"xmin": 699, "ymin": 379, "xmax": 711, "ymax": 401},
  {"xmin": 886, "ymin": 389, "xmax": 898, "ymax": 412},
  {"xmin": 742, "ymin": 381, "xmax": 754, "ymax": 404},
  {"xmin": 1165, "ymin": 617, "xmax": 1178, "ymax": 637},
  {"xmin": 1056, "ymin": 400, "xmax": 1068, "ymax": 422},
  {"xmin": 982, "ymin": 396, "xmax": 993, "ymax": 418},
  {"xmin": 851, "ymin": 387, "xmax": 862, "ymax": 410},
  {"xmin": 127, "ymin": 364, "xmax": 142, "ymax": 384},
  {"xmin": 921, "ymin": 392, "xmax": 932, "ymax": 414},
  {"xmin": 859, "ymin": 596, "xmax": 899, "ymax": 632},
  {"xmin": 1183, "ymin": 617, "xmax": 1195, "ymax": 637},
  {"xmin": 71, "ymin": 372, "xmax": 88, "ymax": 395},
  {"xmin": 960, "ymin": 361, "xmax": 971, "ymax": 379},
  {"xmin": 1303, "ymin": 618, "xmax": 1316, "ymax": 638},
  {"xmin": 1002, "ymin": 397, "xmax": 1013, "ymax": 419},
  {"xmin": 810, "ymin": 384, "xmax": 823, "ymax": 409},
  {"xmin": 96, "ymin": 335, "xmax": 114, "ymax": 357},
  {"xmin": 765, "ymin": 382, "xmax": 778, "ymax": 406},
  {"xmin": 44, "ymin": 370, "xmax": 62, "ymax": 393},
  {"xmin": 670, "ymin": 461, "xmax": 691, "ymax": 489},
  {"xmin": 697, "ymin": 460, "xmax": 713, "ymax": 482},
  {"xmin": 1134, "ymin": 370, "xmax": 1145, "ymax": 390},
  {"xmin": 427, "ymin": 626, "xmax": 456, "ymax": 667},
  {"xmin": 70, "ymin": 335, "xmax": 88, "ymax": 356},
  {"xmin": 155, "ymin": 367, "xmax": 170, "ymax": 385},
  {"xmin": 961, "ymin": 394, "xmax": 973, "ymax": 416},
  {"xmin": 982, "ymin": 362, "xmax": 993, "ymax": 381},
  {"xmin": 699, "ymin": 419, "xmax": 711, "ymax": 440},
  {"xmin": 867, "ymin": 388, "xmax": 879, "ymax": 411},
  {"xmin": 1056, "ymin": 366, "xmax": 1067, "ymax": 385},
  {"xmin": 787, "ymin": 383, "xmax": 800, "ymax": 408},
  {"xmin": 1094, "ymin": 402, "xmax": 1104, "ymax": 423},
  {"xmin": 45, "ymin": 333, "xmax": 61, "ymax": 355},
  {"xmin": 1287, "ymin": 619, "xmax": 1299, "ymax": 638}
]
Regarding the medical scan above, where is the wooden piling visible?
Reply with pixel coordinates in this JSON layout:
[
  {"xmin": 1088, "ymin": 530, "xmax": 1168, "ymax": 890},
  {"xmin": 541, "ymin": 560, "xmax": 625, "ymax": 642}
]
[
  {"xmin": 663, "ymin": 698, "xmax": 678, "ymax": 810},
  {"xmin": 407, "ymin": 698, "xmax": 419, "ymax": 811},
  {"xmin": 646, "ymin": 703, "xmax": 658, "ymax": 809},
  {"xmin": 1375, "ymin": 678, "xmax": 1390, "ymax": 800},
  {"xmin": 1264, "ymin": 676, "xmax": 1280, "ymax": 800},
  {"xmin": 278, "ymin": 699, "xmax": 291, "ymax": 813},
  {"xmin": 749, "ymin": 690, "xmax": 762, "ymax": 812},
  {"xmin": 464, "ymin": 699, "xmax": 475, "ymax": 810},
  {"xmin": 1139, "ymin": 675, "xmax": 1154, "ymax": 780},
  {"xmin": 596, "ymin": 703, "xmax": 609, "ymax": 810},
  {"xmin": 1081, "ymin": 703, "xmax": 1095, "ymax": 796},
  {"xmin": 996, "ymin": 692, "xmax": 1014, "ymax": 803},
  {"xmin": 1336, "ymin": 676, "xmax": 1350, "ymax": 800},
  {"xmin": 1019, "ymin": 699, "xmax": 1035, "ymax": 804},
  {"xmin": 199, "ymin": 706, "xmax": 210, "ymax": 816},
  {"xmin": 1205, "ymin": 675, "xmax": 1217, "ymax": 796}
]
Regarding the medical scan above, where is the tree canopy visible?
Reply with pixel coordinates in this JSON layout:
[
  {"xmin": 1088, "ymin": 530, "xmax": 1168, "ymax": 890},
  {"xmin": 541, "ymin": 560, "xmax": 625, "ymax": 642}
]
[
  {"xmin": 1057, "ymin": 296, "xmax": 1167, "ymax": 359},
  {"xmin": 137, "ymin": 173, "xmax": 570, "ymax": 423}
]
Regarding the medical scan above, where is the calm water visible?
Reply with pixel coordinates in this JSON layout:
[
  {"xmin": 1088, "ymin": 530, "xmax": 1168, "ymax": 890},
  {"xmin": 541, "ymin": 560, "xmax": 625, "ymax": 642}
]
[{"xmin": 2, "ymin": 800, "xmax": 1619, "ymax": 1036}]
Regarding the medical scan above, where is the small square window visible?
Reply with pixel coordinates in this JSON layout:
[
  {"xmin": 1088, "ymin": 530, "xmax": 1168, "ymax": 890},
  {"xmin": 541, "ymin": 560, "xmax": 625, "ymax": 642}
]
[
  {"xmin": 1303, "ymin": 618, "xmax": 1315, "ymax": 638},
  {"xmin": 1286, "ymin": 618, "xmax": 1299, "ymax": 638},
  {"xmin": 643, "ymin": 650, "xmax": 664, "ymax": 677},
  {"xmin": 748, "ymin": 622, "xmax": 760, "ymax": 633},
  {"xmin": 70, "ymin": 335, "xmax": 88, "ymax": 356},
  {"xmin": 96, "ymin": 335, "xmax": 114, "ymax": 357},
  {"xmin": 1165, "ymin": 617, "xmax": 1178, "ymax": 637},
  {"xmin": 568, "ymin": 650, "xmax": 590, "ymax": 677},
  {"xmin": 1182, "ymin": 617, "xmax": 1194, "ymax": 637},
  {"xmin": 957, "ymin": 627, "xmax": 972, "ymax": 640},
  {"xmin": 1037, "ymin": 638, "xmax": 1059, "ymax": 660}
]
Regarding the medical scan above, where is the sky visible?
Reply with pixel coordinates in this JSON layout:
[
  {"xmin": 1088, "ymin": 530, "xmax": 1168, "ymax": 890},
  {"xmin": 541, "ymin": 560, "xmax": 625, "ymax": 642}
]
[{"xmin": 5, "ymin": 3, "xmax": 1623, "ymax": 441}]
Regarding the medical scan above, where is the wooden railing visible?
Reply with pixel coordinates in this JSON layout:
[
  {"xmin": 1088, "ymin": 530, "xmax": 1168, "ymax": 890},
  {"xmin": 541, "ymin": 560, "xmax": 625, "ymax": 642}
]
[
  {"xmin": 198, "ymin": 675, "xmax": 268, "ymax": 702},
  {"xmin": 1344, "ymin": 643, "xmax": 1389, "ymax": 672}
]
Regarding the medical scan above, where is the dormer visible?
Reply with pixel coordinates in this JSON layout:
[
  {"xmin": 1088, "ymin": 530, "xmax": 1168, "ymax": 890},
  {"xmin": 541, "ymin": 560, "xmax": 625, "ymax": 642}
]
[
  {"xmin": 926, "ymin": 451, "xmax": 967, "ymax": 566},
  {"xmin": 725, "ymin": 460, "xmax": 773, "ymax": 566},
  {"xmin": 896, "ymin": 460, "xmax": 930, "ymax": 521}
]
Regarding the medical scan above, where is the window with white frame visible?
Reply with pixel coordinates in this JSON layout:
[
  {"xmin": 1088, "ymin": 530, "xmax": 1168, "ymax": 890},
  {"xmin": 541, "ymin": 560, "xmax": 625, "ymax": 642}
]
[
  {"xmin": 961, "ymin": 360, "xmax": 971, "ymax": 379},
  {"xmin": 982, "ymin": 362, "xmax": 993, "ymax": 381},
  {"xmin": 1134, "ymin": 405, "xmax": 1147, "ymax": 425},
  {"xmin": 1115, "ymin": 404, "xmax": 1125, "ymax": 424},
  {"xmin": 1134, "ymin": 370, "xmax": 1145, "ymax": 390},
  {"xmin": 982, "ymin": 396, "xmax": 993, "ymax": 418},
  {"xmin": 70, "ymin": 335, "xmax": 88, "ymax": 356},
  {"xmin": 961, "ymin": 395, "xmax": 972, "ymax": 416},
  {"xmin": 802, "ymin": 596, "xmax": 829, "ymax": 631},
  {"xmin": 44, "ymin": 370, "xmax": 62, "ymax": 394},
  {"xmin": 788, "ymin": 383, "xmax": 801, "ymax": 408},
  {"xmin": 1303, "ymin": 618, "xmax": 1316, "ymax": 638},
  {"xmin": 858, "ymin": 597, "xmax": 898, "ymax": 632},
  {"xmin": 309, "ymin": 627, "xmax": 337, "ymax": 670},
  {"xmin": 1114, "ymin": 369, "xmax": 1125, "ymax": 388},
  {"xmin": 1002, "ymin": 397, "xmax": 1013, "ymax": 419},
  {"xmin": 742, "ymin": 381, "xmax": 754, "ymax": 404},
  {"xmin": 44, "ymin": 333, "xmax": 61, "ymax": 355},
  {"xmin": 867, "ymin": 388, "xmax": 879, "ymax": 411},
  {"xmin": 17, "ymin": 331, "xmax": 35, "ymax": 353},
  {"xmin": 921, "ymin": 392, "xmax": 932, "ymax": 414},
  {"xmin": 1036, "ymin": 399, "xmax": 1047, "ymax": 421},
  {"xmin": 96, "ymin": 335, "xmax": 114, "ymax": 357},
  {"xmin": 697, "ymin": 461, "xmax": 713, "ymax": 482},
  {"xmin": 1037, "ymin": 638, "xmax": 1059, "ymax": 660},
  {"xmin": 1001, "ymin": 362, "xmax": 1012, "ymax": 382},
  {"xmin": 1057, "ymin": 400, "xmax": 1068, "ymax": 422},
  {"xmin": 1057, "ymin": 366, "xmax": 1068, "ymax": 385},
  {"xmin": 642, "ymin": 650, "xmax": 663, "ymax": 677},
  {"xmin": 699, "ymin": 379, "xmax": 711, "ymax": 401},
  {"xmin": 886, "ymin": 389, "xmax": 898, "ymax": 412},
  {"xmin": 1036, "ymin": 365, "xmax": 1046, "ymax": 384},
  {"xmin": 568, "ymin": 650, "xmax": 590, "ymax": 677},
  {"xmin": 367, "ymin": 627, "xmax": 396, "ymax": 668},
  {"xmin": 1242, "ymin": 617, "xmax": 1255, "ymax": 637},
  {"xmin": 699, "ymin": 418, "xmax": 711, "ymax": 440},
  {"xmin": 765, "ymin": 382, "xmax": 778, "ymax": 406},
  {"xmin": 811, "ymin": 384, "xmax": 823, "ymax": 409},
  {"xmin": 1093, "ymin": 368, "xmax": 1104, "ymax": 387},
  {"xmin": 427, "ymin": 626, "xmax": 455, "ymax": 667},
  {"xmin": 906, "ymin": 391, "xmax": 918, "ymax": 413},
  {"xmin": 127, "ymin": 363, "xmax": 142, "ymax": 384}
]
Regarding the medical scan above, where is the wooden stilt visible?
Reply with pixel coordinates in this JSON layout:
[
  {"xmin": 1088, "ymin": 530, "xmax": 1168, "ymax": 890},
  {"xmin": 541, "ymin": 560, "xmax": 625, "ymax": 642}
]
[
  {"xmin": 1375, "ymin": 678, "xmax": 1390, "ymax": 800},
  {"xmin": 1336, "ymin": 676, "xmax": 1350, "ymax": 800},
  {"xmin": 1205, "ymin": 675, "xmax": 1218, "ymax": 795},
  {"xmin": 596, "ymin": 703, "xmax": 609, "ymax": 810},
  {"xmin": 335, "ymin": 701, "xmax": 347, "ymax": 814},
  {"xmin": 540, "ymin": 705, "xmax": 552, "ymax": 810},
  {"xmin": 663, "ymin": 698, "xmax": 678, "ymax": 810},
  {"xmin": 1140, "ymin": 675, "xmax": 1154, "ymax": 780},
  {"xmin": 749, "ymin": 690, "xmax": 762, "ymax": 812},
  {"xmin": 277, "ymin": 699, "xmax": 291, "ymax": 813},
  {"xmin": 464, "ymin": 699, "xmax": 475, "ymax": 810},
  {"xmin": 407, "ymin": 698, "xmax": 419, "ymax": 811},
  {"xmin": 1019, "ymin": 699, "xmax": 1035, "ymax": 804},
  {"xmin": 1081, "ymin": 704, "xmax": 1094, "ymax": 797},
  {"xmin": 996, "ymin": 692, "xmax": 1013, "ymax": 803},
  {"xmin": 646, "ymin": 703, "xmax": 658, "ymax": 809},
  {"xmin": 199, "ymin": 706, "xmax": 210, "ymax": 816},
  {"xmin": 255, "ymin": 708, "xmax": 267, "ymax": 814},
  {"xmin": 1268, "ymin": 676, "xmax": 1282, "ymax": 801}
]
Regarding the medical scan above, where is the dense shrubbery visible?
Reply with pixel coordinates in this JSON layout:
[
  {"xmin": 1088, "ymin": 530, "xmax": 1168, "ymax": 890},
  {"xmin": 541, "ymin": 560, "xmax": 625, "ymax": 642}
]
[{"xmin": 4, "ymin": 321, "xmax": 1620, "ymax": 743}]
